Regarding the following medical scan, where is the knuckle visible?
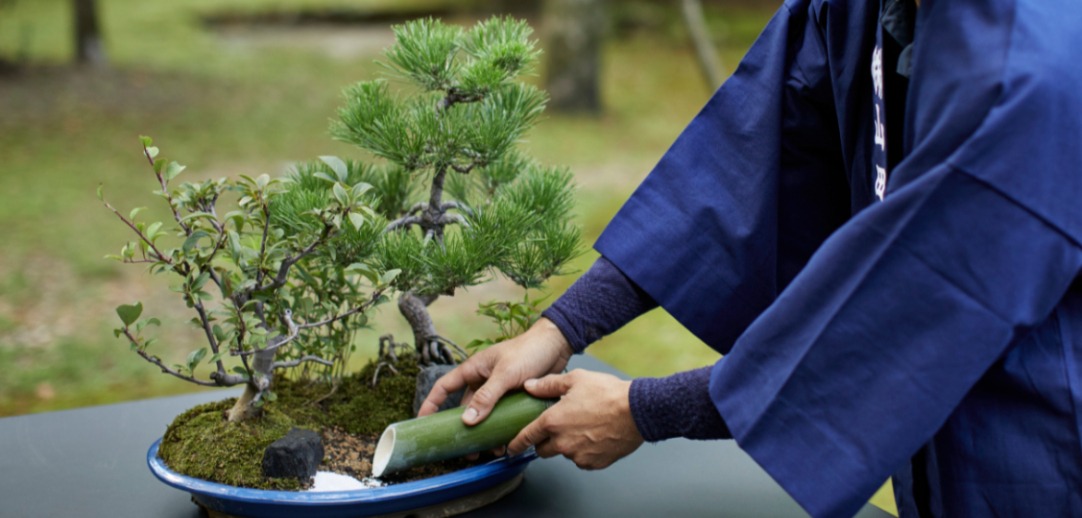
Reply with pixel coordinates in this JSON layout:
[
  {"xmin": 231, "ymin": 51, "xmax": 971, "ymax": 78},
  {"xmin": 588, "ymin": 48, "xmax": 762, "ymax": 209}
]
[{"xmin": 471, "ymin": 387, "xmax": 497, "ymax": 405}]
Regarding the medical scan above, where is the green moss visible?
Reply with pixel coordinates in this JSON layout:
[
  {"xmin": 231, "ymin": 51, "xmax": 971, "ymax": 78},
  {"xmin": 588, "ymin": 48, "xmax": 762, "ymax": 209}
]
[
  {"xmin": 331, "ymin": 359, "xmax": 419, "ymax": 436},
  {"xmin": 158, "ymin": 353, "xmax": 425, "ymax": 489},
  {"xmin": 159, "ymin": 399, "xmax": 306, "ymax": 490}
]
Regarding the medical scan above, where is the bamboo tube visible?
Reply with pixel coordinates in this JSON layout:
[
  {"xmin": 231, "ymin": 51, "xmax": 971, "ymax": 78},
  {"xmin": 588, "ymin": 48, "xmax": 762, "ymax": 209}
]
[{"xmin": 373, "ymin": 392, "xmax": 554, "ymax": 477}]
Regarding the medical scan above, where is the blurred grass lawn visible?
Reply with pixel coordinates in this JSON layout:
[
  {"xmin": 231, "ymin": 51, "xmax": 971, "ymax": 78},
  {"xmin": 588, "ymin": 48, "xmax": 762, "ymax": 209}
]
[
  {"xmin": 0, "ymin": 0, "xmax": 774, "ymax": 416},
  {"xmin": 0, "ymin": 1, "xmax": 898, "ymax": 514}
]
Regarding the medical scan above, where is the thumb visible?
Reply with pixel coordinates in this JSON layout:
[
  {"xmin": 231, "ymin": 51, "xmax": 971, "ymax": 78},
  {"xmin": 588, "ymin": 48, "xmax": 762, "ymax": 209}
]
[
  {"xmin": 523, "ymin": 373, "xmax": 573, "ymax": 399},
  {"xmin": 462, "ymin": 372, "xmax": 517, "ymax": 426}
]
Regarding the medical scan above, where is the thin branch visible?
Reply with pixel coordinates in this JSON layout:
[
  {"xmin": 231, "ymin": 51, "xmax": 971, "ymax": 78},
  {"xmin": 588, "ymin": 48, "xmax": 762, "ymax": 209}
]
[
  {"xmin": 144, "ymin": 145, "xmax": 193, "ymax": 237},
  {"xmin": 438, "ymin": 89, "xmax": 484, "ymax": 111},
  {"xmin": 450, "ymin": 162, "xmax": 481, "ymax": 174},
  {"xmin": 210, "ymin": 371, "xmax": 247, "ymax": 385},
  {"xmin": 272, "ymin": 355, "xmax": 334, "ymax": 370},
  {"xmin": 262, "ymin": 223, "xmax": 333, "ymax": 293},
  {"xmin": 191, "ymin": 300, "xmax": 220, "ymax": 352},
  {"xmin": 235, "ymin": 309, "xmax": 300, "ymax": 358},
  {"xmin": 255, "ymin": 202, "xmax": 271, "ymax": 287},
  {"xmin": 101, "ymin": 198, "xmax": 173, "ymax": 265},
  {"xmin": 121, "ymin": 328, "xmax": 221, "ymax": 387},
  {"xmin": 298, "ymin": 288, "xmax": 386, "ymax": 330}
]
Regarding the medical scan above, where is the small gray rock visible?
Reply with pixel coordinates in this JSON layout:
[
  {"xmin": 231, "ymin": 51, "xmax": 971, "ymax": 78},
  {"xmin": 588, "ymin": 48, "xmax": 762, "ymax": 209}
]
[
  {"xmin": 413, "ymin": 364, "xmax": 464, "ymax": 416},
  {"xmin": 262, "ymin": 428, "xmax": 323, "ymax": 480}
]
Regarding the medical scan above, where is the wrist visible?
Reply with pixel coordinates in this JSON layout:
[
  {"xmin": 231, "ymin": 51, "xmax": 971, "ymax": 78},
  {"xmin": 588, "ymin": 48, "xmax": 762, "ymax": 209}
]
[{"xmin": 532, "ymin": 317, "xmax": 574, "ymax": 360}]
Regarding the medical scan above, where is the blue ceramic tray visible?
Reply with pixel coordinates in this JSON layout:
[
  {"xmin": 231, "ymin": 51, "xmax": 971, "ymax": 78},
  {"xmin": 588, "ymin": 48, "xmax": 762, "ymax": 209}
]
[{"xmin": 148, "ymin": 439, "xmax": 535, "ymax": 517}]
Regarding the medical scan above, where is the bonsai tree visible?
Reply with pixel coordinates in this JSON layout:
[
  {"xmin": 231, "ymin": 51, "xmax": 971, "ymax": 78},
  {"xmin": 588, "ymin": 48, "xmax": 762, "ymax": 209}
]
[
  {"xmin": 100, "ymin": 142, "xmax": 394, "ymax": 422},
  {"xmin": 99, "ymin": 15, "xmax": 579, "ymax": 426},
  {"xmin": 333, "ymin": 17, "xmax": 579, "ymax": 366}
]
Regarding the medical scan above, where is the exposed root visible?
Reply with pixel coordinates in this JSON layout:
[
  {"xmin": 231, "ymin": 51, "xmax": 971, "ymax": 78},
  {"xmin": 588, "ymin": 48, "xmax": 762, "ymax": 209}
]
[{"xmin": 370, "ymin": 334, "xmax": 412, "ymax": 386}]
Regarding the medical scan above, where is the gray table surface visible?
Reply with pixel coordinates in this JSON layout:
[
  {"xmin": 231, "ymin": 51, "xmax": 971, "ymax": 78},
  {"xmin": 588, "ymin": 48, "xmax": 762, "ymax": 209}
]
[{"xmin": 0, "ymin": 355, "xmax": 893, "ymax": 518}]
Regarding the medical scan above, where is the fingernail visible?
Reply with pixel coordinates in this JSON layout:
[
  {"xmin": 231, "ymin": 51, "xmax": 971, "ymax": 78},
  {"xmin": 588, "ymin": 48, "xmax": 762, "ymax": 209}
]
[
  {"xmin": 463, "ymin": 407, "xmax": 478, "ymax": 423},
  {"xmin": 524, "ymin": 379, "xmax": 537, "ymax": 390}
]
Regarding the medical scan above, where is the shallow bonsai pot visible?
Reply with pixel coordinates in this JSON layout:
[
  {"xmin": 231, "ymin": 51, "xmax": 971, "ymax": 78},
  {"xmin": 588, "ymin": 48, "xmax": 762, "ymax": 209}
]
[{"xmin": 147, "ymin": 439, "xmax": 536, "ymax": 518}]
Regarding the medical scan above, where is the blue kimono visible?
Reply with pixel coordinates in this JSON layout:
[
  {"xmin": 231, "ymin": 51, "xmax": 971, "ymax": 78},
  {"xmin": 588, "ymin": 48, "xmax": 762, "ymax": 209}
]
[{"xmin": 595, "ymin": 0, "xmax": 1082, "ymax": 516}]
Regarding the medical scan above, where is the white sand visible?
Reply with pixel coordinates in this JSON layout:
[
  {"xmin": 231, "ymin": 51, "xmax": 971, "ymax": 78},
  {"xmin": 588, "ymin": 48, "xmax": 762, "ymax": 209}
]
[{"xmin": 309, "ymin": 471, "xmax": 384, "ymax": 492}]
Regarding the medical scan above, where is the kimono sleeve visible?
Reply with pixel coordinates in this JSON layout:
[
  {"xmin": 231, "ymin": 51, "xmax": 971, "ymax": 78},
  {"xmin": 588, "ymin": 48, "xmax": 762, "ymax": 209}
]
[
  {"xmin": 595, "ymin": 0, "xmax": 851, "ymax": 354},
  {"xmin": 710, "ymin": 2, "xmax": 1082, "ymax": 516}
]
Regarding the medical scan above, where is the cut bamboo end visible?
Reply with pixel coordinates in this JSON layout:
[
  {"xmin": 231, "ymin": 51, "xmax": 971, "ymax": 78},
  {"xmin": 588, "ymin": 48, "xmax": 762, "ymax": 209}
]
[{"xmin": 372, "ymin": 426, "xmax": 397, "ymax": 478}]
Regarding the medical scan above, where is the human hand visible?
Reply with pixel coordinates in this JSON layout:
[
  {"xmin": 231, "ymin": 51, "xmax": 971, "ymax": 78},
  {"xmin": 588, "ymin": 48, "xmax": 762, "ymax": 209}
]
[
  {"xmin": 418, "ymin": 318, "xmax": 573, "ymax": 425},
  {"xmin": 507, "ymin": 369, "xmax": 644, "ymax": 470}
]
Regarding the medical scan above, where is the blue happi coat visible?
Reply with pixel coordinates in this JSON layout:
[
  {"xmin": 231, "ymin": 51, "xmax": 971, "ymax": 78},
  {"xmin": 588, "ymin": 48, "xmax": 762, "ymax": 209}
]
[{"xmin": 595, "ymin": 0, "xmax": 1082, "ymax": 516}]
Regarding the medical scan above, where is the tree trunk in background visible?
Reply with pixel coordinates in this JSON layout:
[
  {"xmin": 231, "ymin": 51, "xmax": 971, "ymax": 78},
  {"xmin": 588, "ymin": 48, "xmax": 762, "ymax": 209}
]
[
  {"xmin": 542, "ymin": 0, "xmax": 604, "ymax": 114},
  {"xmin": 73, "ymin": 0, "xmax": 105, "ymax": 66},
  {"xmin": 681, "ymin": 0, "xmax": 723, "ymax": 92}
]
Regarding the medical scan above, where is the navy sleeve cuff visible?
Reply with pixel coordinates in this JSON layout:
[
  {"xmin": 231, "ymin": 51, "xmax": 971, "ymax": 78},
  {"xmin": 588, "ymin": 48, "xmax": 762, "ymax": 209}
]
[
  {"xmin": 542, "ymin": 256, "xmax": 658, "ymax": 353},
  {"xmin": 629, "ymin": 366, "xmax": 731, "ymax": 442}
]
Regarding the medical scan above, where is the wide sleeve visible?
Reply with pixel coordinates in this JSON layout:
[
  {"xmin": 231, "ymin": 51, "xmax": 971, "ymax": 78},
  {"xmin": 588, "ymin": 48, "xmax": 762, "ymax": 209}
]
[
  {"xmin": 710, "ymin": 2, "xmax": 1082, "ymax": 516},
  {"xmin": 595, "ymin": 0, "xmax": 852, "ymax": 355}
]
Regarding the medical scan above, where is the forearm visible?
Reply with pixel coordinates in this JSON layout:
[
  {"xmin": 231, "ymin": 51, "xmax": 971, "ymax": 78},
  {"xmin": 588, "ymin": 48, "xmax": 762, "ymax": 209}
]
[{"xmin": 630, "ymin": 366, "xmax": 731, "ymax": 441}]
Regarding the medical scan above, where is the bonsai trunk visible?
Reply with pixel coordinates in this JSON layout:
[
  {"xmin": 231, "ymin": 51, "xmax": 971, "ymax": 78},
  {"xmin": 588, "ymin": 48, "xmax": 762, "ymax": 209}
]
[
  {"xmin": 227, "ymin": 348, "xmax": 276, "ymax": 422},
  {"xmin": 399, "ymin": 291, "xmax": 456, "ymax": 365}
]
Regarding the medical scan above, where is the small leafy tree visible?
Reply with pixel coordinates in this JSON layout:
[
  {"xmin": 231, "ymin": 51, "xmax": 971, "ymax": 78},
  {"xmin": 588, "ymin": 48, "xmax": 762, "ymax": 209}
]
[
  {"xmin": 333, "ymin": 17, "xmax": 580, "ymax": 365},
  {"xmin": 101, "ymin": 15, "xmax": 579, "ymax": 423},
  {"xmin": 100, "ymin": 142, "xmax": 393, "ymax": 422}
]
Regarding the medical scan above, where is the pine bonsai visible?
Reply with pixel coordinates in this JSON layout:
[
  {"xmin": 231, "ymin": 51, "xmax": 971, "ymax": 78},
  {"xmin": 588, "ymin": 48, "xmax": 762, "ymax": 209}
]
[
  {"xmin": 333, "ymin": 16, "xmax": 580, "ymax": 367},
  {"xmin": 99, "ymin": 15, "xmax": 579, "ymax": 426}
]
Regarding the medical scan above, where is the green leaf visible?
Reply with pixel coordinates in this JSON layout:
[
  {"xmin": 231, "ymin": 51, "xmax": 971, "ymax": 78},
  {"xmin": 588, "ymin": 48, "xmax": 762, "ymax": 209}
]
[
  {"xmin": 146, "ymin": 146, "xmax": 160, "ymax": 159},
  {"xmin": 191, "ymin": 271, "xmax": 211, "ymax": 291},
  {"xmin": 346, "ymin": 262, "xmax": 379, "ymax": 284},
  {"xmin": 263, "ymin": 390, "xmax": 278, "ymax": 402},
  {"xmin": 145, "ymin": 221, "xmax": 163, "ymax": 239},
  {"xmin": 139, "ymin": 135, "xmax": 153, "ymax": 147},
  {"xmin": 129, "ymin": 207, "xmax": 146, "ymax": 220},
  {"xmin": 163, "ymin": 161, "xmax": 186, "ymax": 181},
  {"xmin": 116, "ymin": 302, "xmax": 143, "ymax": 327},
  {"xmin": 332, "ymin": 182, "xmax": 350, "ymax": 206},
  {"xmin": 186, "ymin": 347, "xmax": 208, "ymax": 371},
  {"xmin": 212, "ymin": 324, "xmax": 226, "ymax": 343},
  {"xmin": 313, "ymin": 172, "xmax": 337, "ymax": 184},
  {"xmin": 380, "ymin": 269, "xmax": 401, "ymax": 285},
  {"xmin": 96, "ymin": 184, "xmax": 104, "ymax": 201},
  {"xmin": 348, "ymin": 212, "xmax": 366, "ymax": 231},
  {"xmin": 351, "ymin": 182, "xmax": 373, "ymax": 197},
  {"xmin": 319, "ymin": 156, "xmax": 349, "ymax": 183},
  {"xmin": 179, "ymin": 211, "xmax": 216, "ymax": 223},
  {"xmin": 182, "ymin": 230, "xmax": 210, "ymax": 252}
]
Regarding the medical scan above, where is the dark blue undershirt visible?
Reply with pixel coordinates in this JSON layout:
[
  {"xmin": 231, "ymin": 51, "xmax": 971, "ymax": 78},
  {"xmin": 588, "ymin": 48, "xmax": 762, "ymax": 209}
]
[{"xmin": 542, "ymin": 257, "xmax": 731, "ymax": 441}]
